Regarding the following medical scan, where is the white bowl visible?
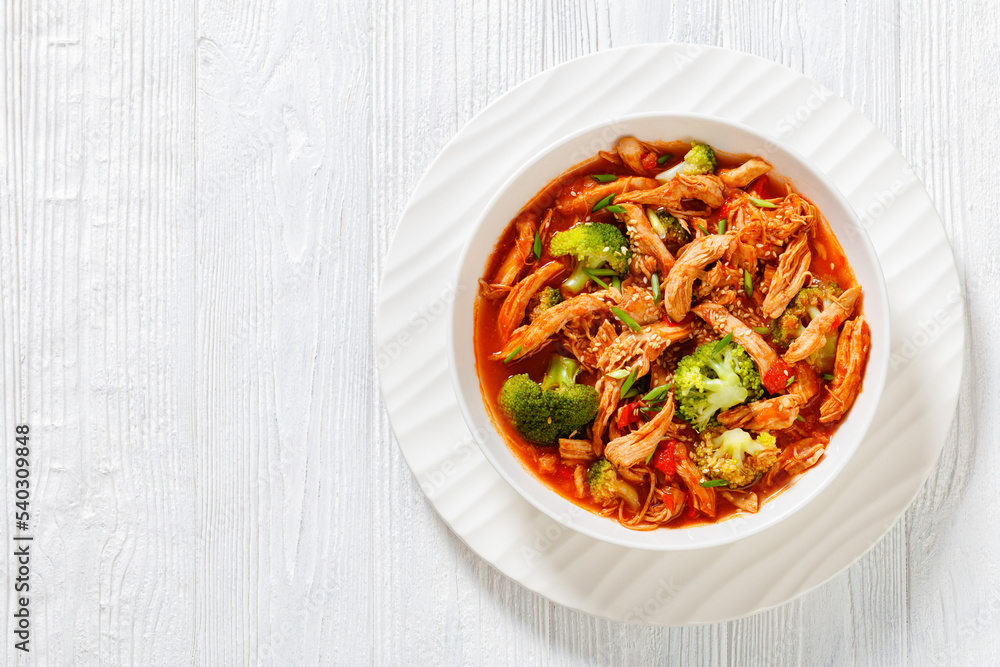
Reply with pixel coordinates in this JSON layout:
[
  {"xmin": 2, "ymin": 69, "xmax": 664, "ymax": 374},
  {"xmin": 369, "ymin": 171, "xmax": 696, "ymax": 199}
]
[{"xmin": 447, "ymin": 112, "xmax": 890, "ymax": 551}]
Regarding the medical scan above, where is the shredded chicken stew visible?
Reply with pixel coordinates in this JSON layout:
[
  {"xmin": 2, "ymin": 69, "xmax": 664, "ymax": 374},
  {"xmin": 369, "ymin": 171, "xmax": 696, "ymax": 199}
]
[{"xmin": 474, "ymin": 137, "xmax": 871, "ymax": 530}]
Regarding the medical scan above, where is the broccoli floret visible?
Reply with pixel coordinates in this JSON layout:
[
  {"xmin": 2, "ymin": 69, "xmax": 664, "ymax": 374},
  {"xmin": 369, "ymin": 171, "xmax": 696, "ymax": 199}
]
[
  {"xmin": 647, "ymin": 208, "xmax": 691, "ymax": 252},
  {"xmin": 674, "ymin": 339, "xmax": 764, "ymax": 432},
  {"xmin": 498, "ymin": 355, "xmax": 599, "ymax": 445},
  {"xmin": 656, "ymin": 141, "xmax": 718, "ymax": 181},
  {"xmin": 693, "ymin": 428, "xmax": 779, "ymax": 489},
  {"xmin": 587, "ymin": 458, "xmax": 640, "ymax": 509},
  {"xmin": 549, "ymin": 223, "xmax": 631, "ymax": 293},
  {"xmin": 771, "ymin": 282, "xmax": 843, "ymax": 371},
  {"xmin": 528, "ymin": 286, "xmax": 563, "ymax": 322}
]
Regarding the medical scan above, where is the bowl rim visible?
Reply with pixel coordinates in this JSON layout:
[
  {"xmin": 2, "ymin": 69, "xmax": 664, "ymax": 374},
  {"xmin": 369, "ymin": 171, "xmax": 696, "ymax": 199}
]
[{"xmin": 446, "ymin": 111, "xmax": 890, "ymax": 551}]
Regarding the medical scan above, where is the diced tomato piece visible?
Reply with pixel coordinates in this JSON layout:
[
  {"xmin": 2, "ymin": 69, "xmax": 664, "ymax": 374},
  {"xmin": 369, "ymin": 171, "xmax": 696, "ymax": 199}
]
[
  {"xmin": 718, "ymin": 200, "xmax": 732, "ymax": 219},
  {"xmin": 650, "ymin": 439, "xmax": 677, "ymax": 477},
  {"xmin": 762, "ymin": 359, "xmax": 795, "ymax": 394},
  {"xmin": 617, "ymin": 401, "xmax": 642, "ymax": 430},
  {"xmin": 747, "ymin": 176, "xmax": 768, "ymax": 197},
  {"xmin": 641, "ymin": 152, "xmax": 659, "ymax": 171}
]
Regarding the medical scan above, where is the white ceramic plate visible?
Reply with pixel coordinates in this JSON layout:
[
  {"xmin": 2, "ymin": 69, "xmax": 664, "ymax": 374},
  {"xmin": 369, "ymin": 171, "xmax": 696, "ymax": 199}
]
[
  {"xmin": 448, "ymin": 112, "xmax": 890, "ymax": 551},
  {"xmin": 377, "ymin": 44, "xmax": 963, "ymax": 624}
]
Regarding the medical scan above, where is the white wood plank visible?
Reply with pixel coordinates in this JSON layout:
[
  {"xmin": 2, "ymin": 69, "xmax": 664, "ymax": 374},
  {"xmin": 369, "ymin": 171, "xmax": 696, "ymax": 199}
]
[
  {"xmin": 1, "ymin": 0, "xmax": 198, "ymax": 663},
  {"xmin": 195, "ymin": 0, "xmax": 374, "ymax": 664}
]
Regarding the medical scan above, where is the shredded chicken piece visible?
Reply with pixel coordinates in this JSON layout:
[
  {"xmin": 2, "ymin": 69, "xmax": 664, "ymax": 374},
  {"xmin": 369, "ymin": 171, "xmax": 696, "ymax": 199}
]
[
  {"xmin": 789, "ymin": 362, "xmax": 821, "ymax": 403},
  {"xmin": 555, "ymin": 176, "xmax": 659, "ymax": 216},
  {"xmin": 494, "ymin": 291, "xmax": 611, "ymax": 361},
  {"xmin": 691, "ymin": 302, "xmax": 782, "ymax": 376},
  {"xmin": 820, "ymin": 315, "xmax": 871, "ymax": 423},
  {"xmin": 721, "ymin": 489, "xmax": 759, "ymax": 513},
  {"xmin": 537, "ymin": 208, "xmax": 555, "ymax": 244},
  {"xmin": 591, "ymin": 376, "xmax": 622, "ymax": 454},
  {"xmin": 559, "ymin": 438, "xmax": 598, "ymax": 462},
  {"xmin": 496, "ymin": 260, "xmax": 566, "ymax": 341},
  {"xmin": 718, "ymin": 158, "xmax": 772, "ymax": 188},
  {"xmin": 784, "ymin": 286, "xmax": 862, "ymax": 363},
  {"xmin": 718, "ymin": 394, "xmax": 802, "ymax": 431},
  {"xmin": 620, "ymin": 203, "xmax": 676, "ymax": 274},
  {"xmin": 516, "ymin": 154, "xmax": 617, "ymax": 223},
  {"xmin": 478, "ymin": 279, "xmax": 512, "ymax": 300},
  {"xmin": 727, "ymin": 190, "xmax": 816, "ymax": 244},
  {"xmin": 573, "ymin": 465, "xmax": 587, "ymax": 498},
  {"xmin": 605, "ymin": 395, "xmax": 676, "ymax": 468},
  {"xmin": 695, "ymin": 261, "xmax": 741, "ymax": 300},
  {"xmin": 618, "ymin": 284, "xmax": 662, "ymax": 326},
  {"xmin": 642, "ymin": 486, "xmax": 686, "ymax": 524},
  {"xmin": 597, "ymin": 322, "xmax": 694, "ymax": 374},
  {"xmin": 674, "ymin": 442, "xmax": 716, "ymax": 518},
  {"xmin": 617, "ymin": 136, "xmax": 652, "ymax": 174},
  {"xmin": 629, "ymin": 253, "xmax": 659, "ymax": 283},
  {"xmin": 762, "ymin": 232, "xmax": 811, "ymax": 319},
  {"xmin": 492, "ymin": 217, "xmax": 536, "ymax": 287},
  {"xmin": 562, "ymin": 319, "xmax": 615, "ymax": 370},
  {"xmin": 616, "ymin": 173, "xmax": 726, "ymax": 212},
  {"xmin": 661, "ymin": 235, "xmax": 734, "ymax": 322},
  {"xmin": 779, "ymin": 437, "xmax": 828, "ymax": 476}
]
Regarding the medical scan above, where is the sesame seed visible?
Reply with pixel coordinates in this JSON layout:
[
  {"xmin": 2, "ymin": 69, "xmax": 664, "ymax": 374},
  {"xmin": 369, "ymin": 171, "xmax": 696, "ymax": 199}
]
[{"xmin": 604, "ymin": 247, "xmax": 610, "ymax": 252}]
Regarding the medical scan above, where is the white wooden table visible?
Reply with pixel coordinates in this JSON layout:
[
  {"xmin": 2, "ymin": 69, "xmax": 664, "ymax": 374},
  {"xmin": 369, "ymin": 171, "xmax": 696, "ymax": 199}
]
[{"xmin": 1, "ymin": 1, "xmax": 990, "ymax": 664}]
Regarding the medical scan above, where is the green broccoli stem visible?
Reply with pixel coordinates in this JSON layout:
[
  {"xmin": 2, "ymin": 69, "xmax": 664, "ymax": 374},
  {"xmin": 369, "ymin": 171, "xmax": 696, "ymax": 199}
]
[
  {"xmin": 540, "ymin": 355, "xmax": 581, "ymax": 391},
  {"xmin": 562, "ymin": 256, "xmax": 610, "ymax": 294}
]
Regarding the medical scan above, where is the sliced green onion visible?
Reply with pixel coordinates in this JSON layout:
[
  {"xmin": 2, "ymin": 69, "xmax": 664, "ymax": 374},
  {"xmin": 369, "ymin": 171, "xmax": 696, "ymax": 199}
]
[
  {"xmin": 822, "ymin": 373, "xmax": 835, "ymax": 381},
  {"xmin": 644, "ymin": 449, "xmax": 656, "ymax": 464},
  {"xmin": 592, "ymin": 174, "xmax": 618, "ymax": 183},
  {"xmin": 700, "ymin": 479, "xmax": 728, "ymax": 488},
  {"xmin": 585, "ymin": 268, "xmax": 619, "ymax": 276},
  {"xmin": 606, "ymin": 369, "xmax": 631, "ymax": 380},
  {"xmin": 748, "ymin": 196, "xmax": 778, "ymax": 209},
  {"xmin": 697, "ymin": 223, "xmax": 709, "ymax": 236},
  {"xmin": 533, "ymin": 232, "xmax": 542, "ymax": 260},
  {"xmin": 612, "ymin": 275, "xmax": 622, "ymax": 293},
  {"xmin": 604, "ymin": 204, "xmax": 626, "ymax": 214},
  {"xmin": 611, "ymin": 306, "xmax": 641, "ymax": 332},
  {"xmin": 752, "ymin": 326, "xmax": 771, "ymax": 335},
  {"xmin": 656, "ymin": 153, "xmax": 672, "ymax": 165},
  {"xmin": 622, "ymin": 386, "xmax": 641, "ymax": 399},
  {"xmin": 647, "ymin": 208, "xmax": 667, "ymax": 237},
  {"xmin": 642, "ymin": 384, "xmax": 672, "ymax": 403},
  {"xmin": 743, "ymin": 269, "xmax": 753, "ymax": 297},
  {"xmin": 718, "ymin": 219, "xmax": 727, "ymax": 235},
  {"xmin": 581, "ymin": 268, "xmax": 609, "ymax": 289},
  {"xmin": 592, "ymin": 193, "xmax": 615, "ymax": 212},
  {"xmin": 711, "ymin": 332, "xmax": 733, "ymax": 357},
  {"xmin": 786, "ymin": 375, "xmax": 796, "ymax": 388},
  {"xmin": 502, "ymin": 346, "xmax": 522, "ymax": 364},
  {"xmin": 640, "ymin": 406, "xmax": 663, "ymax": 416},
  {"xmin": 620, "ymin": 367, "xmax": 638, "ymax": 398},
  {"xmin": 796, "ymin": 414, "xmax": 806, "ymax": 422},
  {"xmin": 651, "ymin": 273, "xmax": 661, "ymax": 304}
]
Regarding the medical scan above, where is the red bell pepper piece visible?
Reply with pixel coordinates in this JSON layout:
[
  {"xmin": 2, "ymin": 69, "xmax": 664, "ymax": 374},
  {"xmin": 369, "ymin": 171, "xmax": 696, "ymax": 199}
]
[
  {"xmin": 650, "ymin": 439, "xmax": 678, "ymax": 477},
  {"xmin": 617, "ymin": 401, "xmax": 642, "ymax": 430},
  {"xmin": 762, "ymin": 359, "xmax": 795, "ymax": 394}
]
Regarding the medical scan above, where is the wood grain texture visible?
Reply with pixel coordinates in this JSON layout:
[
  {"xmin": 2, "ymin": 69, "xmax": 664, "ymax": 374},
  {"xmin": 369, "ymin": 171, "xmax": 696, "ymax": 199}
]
[{"xmin": 0, "ymin": 0, "xmax": 992, "ymax": 664}]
